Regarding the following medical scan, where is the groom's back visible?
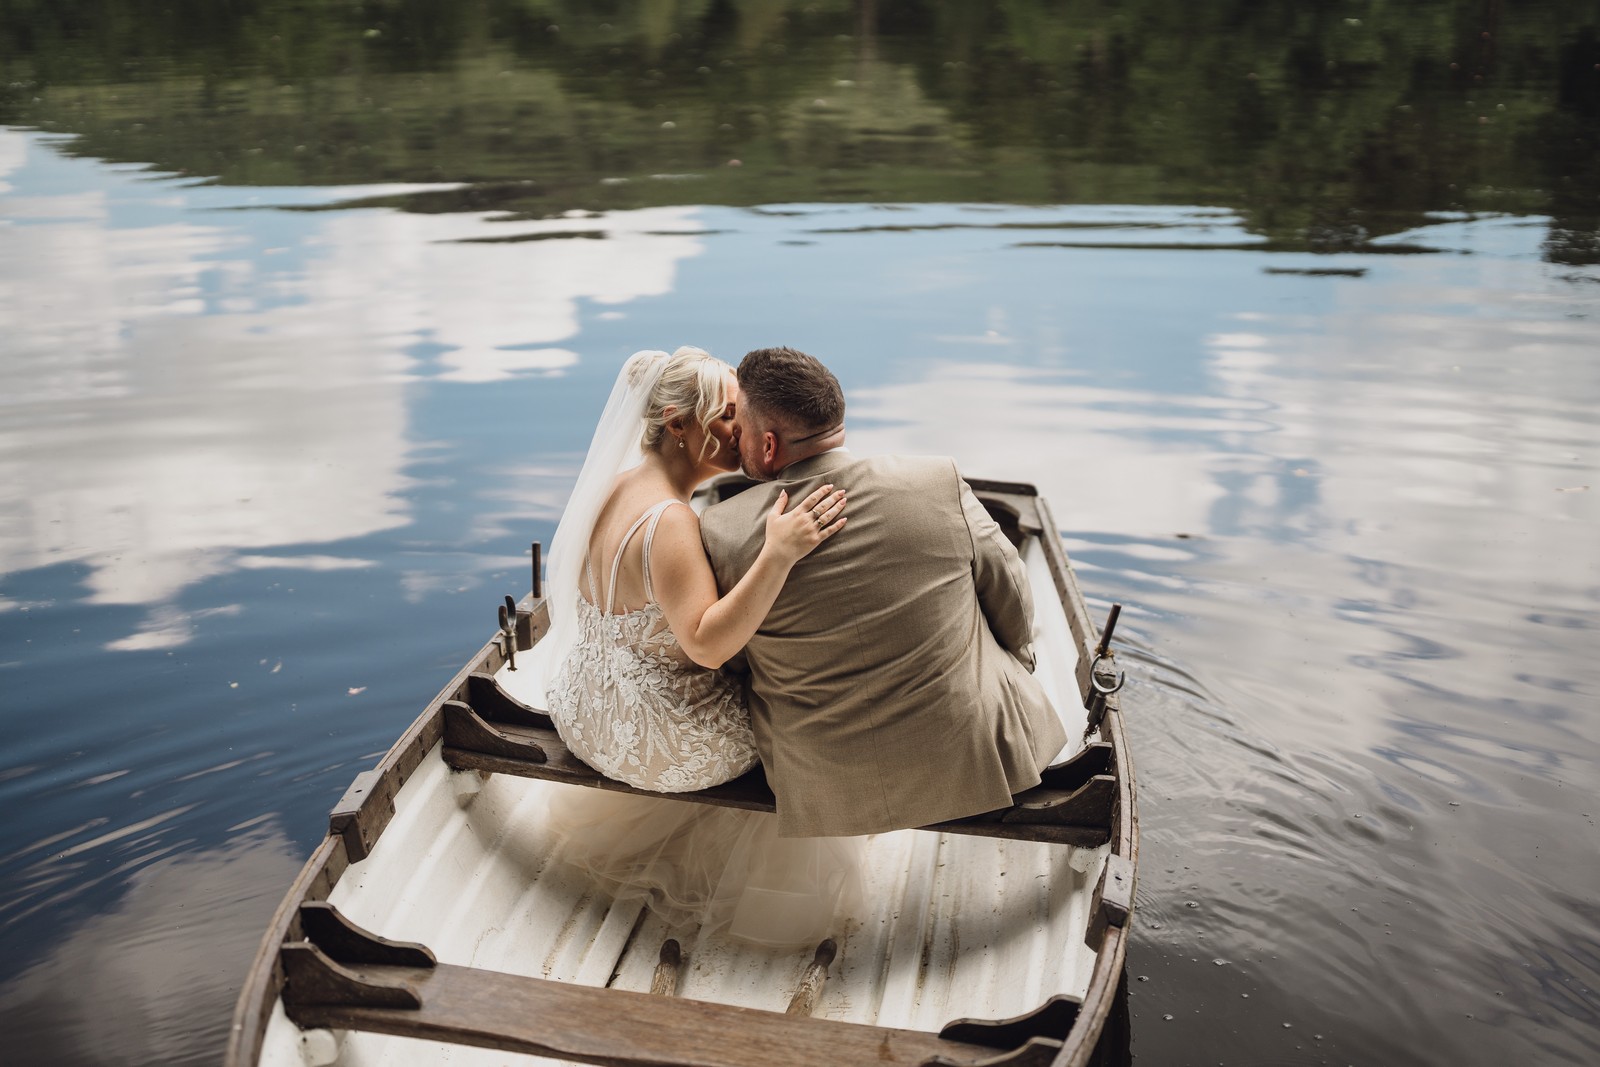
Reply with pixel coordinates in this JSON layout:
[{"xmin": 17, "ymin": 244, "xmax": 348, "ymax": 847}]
[{"xmin": 700, "ymin": 452, "xmax": 1066, "ymax": 838}]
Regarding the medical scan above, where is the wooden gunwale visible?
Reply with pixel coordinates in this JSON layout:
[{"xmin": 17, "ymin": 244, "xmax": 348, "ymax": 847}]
[
  {"xmin": 225, "ymin": 486, "xmax": 1137, "ymax": 1067},
  {"xmin": 1029, "ymin": 492, "xmax": 1139, "ymax": 1067}
]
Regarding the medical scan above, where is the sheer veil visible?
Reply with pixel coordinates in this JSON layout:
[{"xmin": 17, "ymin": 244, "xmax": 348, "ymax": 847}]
[{"xmin": 530, "ymin": 349, "xmax": 675, "ymax": 696}]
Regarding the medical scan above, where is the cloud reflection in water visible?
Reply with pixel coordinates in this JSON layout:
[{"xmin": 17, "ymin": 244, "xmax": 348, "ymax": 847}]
[
  {"xmin": 850, "ymin": 365, "xmax": 1247, "ymax": 538},
  {"xmin": 0, "ymin": 130, "xmax": 704, "ymax": 648},
  {"xmin": 0, "ymin": 826, "xmax": 302, "ymax": 1066}
]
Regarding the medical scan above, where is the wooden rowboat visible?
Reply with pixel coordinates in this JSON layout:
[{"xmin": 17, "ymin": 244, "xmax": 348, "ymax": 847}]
[{"xmin": 226, "ymin": 478, "xmax": 1138, "ymax": 1067}]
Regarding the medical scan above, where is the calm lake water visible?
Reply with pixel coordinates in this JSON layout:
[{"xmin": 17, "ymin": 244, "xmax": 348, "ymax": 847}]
[{"xmin": 2, "ymin": 4, "xmax": 1598, "ymax": 1065}]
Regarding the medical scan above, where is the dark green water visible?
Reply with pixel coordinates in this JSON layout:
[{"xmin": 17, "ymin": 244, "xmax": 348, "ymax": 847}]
[{"xmin": 1, "ymin": 3, "xmax": 1597, "ymax": 1065}]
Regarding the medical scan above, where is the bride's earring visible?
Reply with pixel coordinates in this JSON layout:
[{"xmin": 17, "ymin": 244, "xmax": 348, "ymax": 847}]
[{"xmin": 678, "ymin": 438, "xmax": 686, "ymax": 449}]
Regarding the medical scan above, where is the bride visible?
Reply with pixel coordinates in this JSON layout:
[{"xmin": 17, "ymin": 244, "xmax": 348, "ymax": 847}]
[{"xmin": 534, "ymin": 346, "xmax": 859, "ymax": 949}]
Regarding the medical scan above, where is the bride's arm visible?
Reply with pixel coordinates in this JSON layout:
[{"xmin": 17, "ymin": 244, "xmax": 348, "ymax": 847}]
[{"xmin": 651, "ymin": 486, "xmax": 847, "ymax": 669}]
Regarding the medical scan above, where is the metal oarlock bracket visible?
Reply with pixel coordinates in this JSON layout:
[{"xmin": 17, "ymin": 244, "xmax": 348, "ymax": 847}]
[
  {"xmin": 497, "ymin": 595, "xmax": 518, "ymax": 670},
  {"xmin": 1082, "ymin": 603, "xmax": 1125, "ymax": 739},
  {"xmin": 1090, "ymin": 602, "xmax": 1124, "ymax": 692},
  {"xmin": 1090, "ymin": 653, "xmax": 1125, "ymax": 696}
]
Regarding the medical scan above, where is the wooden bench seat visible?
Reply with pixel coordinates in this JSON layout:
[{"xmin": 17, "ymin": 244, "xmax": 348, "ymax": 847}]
[
  {"xmin": 280, "ymin": 903, "xmax": 1073, "ymax": 1067},
  {"xmin": 441, "ymin": 672, "xmax": 1114, "ymax": 848}
]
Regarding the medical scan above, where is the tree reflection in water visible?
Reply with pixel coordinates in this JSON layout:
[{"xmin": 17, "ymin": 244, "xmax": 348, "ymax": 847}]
[{"xmin": 1, "ymin": 0, "xmax": 1595, "ymax": 259}]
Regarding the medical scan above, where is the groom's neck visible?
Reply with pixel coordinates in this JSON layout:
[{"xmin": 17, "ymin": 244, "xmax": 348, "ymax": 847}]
[{"xmin": 775, "ymin": 426, "xmax": 846, "ymax": 474}]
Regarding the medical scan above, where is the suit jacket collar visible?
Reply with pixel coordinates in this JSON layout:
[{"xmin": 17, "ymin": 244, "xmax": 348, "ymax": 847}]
[{"xmin": 776, "ymin": 450, "xmax": 850, "ymax": 483}]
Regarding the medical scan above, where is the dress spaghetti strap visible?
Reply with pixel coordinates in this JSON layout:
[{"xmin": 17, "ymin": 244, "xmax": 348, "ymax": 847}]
[
  {"xmin": 586, "ymin": 499, "xmax": 684, "ymax": 615},
  {"xmin": 640, "ymin": 500, "xmax": 691, "ymax": 604}
]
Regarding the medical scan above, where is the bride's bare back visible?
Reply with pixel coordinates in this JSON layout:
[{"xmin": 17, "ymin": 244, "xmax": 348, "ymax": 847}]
[{"xmin": 582, "ymin": 468, "xmax": 684, "ymax": 616}]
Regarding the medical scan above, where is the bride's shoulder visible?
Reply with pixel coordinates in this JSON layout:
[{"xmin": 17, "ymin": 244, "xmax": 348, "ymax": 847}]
[
  {"xmin": 653, "ymin": 499, "xmax": 701, "ymax": 531},
  {"xmin": 643, "ymin": 503, "xmax": 709, "ymax": 579}
]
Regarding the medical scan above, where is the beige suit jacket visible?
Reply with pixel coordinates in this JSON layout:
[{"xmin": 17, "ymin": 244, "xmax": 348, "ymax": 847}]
[{"xmin": 700, "ymin": 452, "xmax": 1067, "ymax": 837}]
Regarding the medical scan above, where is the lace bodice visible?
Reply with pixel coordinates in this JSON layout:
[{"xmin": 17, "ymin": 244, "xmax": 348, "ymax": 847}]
[{"xmin": 548, "ymin": 500, "xmax": 758, "ymax": 792}]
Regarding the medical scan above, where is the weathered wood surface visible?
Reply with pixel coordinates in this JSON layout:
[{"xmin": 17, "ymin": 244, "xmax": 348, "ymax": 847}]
[
  {"xmin": 441, "ymin": 699, "xmax": 1112, "ymax": 846},
  {"xmin": 938, "ymin": 994, "xmax": 1081, "ymax": 1050},
  {"xmin": 999, "ymin": 775, "xmax": 1115, "ymax": 828},
  {"xmin": 327, "ymin": 769, "xmax": 388, "ymax": 863},
  {"xmin": 281, "ymin": 951, "xmax": 1003, "ymax": 1067},
  {"xmin": 784, "ymin": 940, "xmax": 836, "ymax": 1016},
  {"xmin": 442, "ymin": 703, "xmax": 779, "ymax": 809},
  {"xmin": 924, "ymin": 1037, "xmax": 1065, "ymax": 1067},
  {"xmin": 298, "ymin": 901, "xmax": 435, "ymax": 968},
  {"xmin": 1035, "ymin": 742, "xmax": 1113, "ymax": 792},
  {"xmin": 1084, "ymin": 854, "xmax": 1136, "ymax": 952},
  {"xmin": 650, "ymin": 940, "xmax": 682, "ymax": 997}
]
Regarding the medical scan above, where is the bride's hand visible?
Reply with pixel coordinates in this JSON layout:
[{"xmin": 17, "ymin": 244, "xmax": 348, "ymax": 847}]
[{"xmin": 764, "ymin": 485, "xmax": 847, "ymax": 565}]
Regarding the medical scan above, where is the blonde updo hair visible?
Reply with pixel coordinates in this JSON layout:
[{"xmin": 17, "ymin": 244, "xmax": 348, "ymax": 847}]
[{"xmin": 629, "ymin": 346, "xmax": 733, "ymax": 461}]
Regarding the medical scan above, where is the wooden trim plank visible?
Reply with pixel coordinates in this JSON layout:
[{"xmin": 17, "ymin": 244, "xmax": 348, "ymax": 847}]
[
  {"xmin": 939, "ymin": 995, "xmax": 1081, "ymax": 1049},
  {"xmin": 298, "ymin": 902, "xmax": 436, "ymax": 967},
  {"xmin": 1037, "ymin": 742, "xmax": 1113, "ymax": 793},
  {"xmin": 442, "ymin": 718, "xmax": 1111, "ymax": 846},
  {"xmin": 464, "ymin": 671, "xmax": 555, "ymax": 729},
  {"xmin": 282, "ymin": 956, "xmax": 1005, "ymax": 1067},
  {"xmin": 442, "ymin": 701, "xmax": 548, "ymax": 763},
  {"xmin": 1000, "ymin": 776, "xmax": 1115, "ymax": 830},
  {"xmin": 1083, "ymin": 854, "xmax": 1135, "ymax": 952}
]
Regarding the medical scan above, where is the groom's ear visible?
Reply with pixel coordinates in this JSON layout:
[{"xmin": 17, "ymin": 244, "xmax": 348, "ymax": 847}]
[{"xmin": 762, "ymin": 430, "xmax": 780, "ymax": 466}]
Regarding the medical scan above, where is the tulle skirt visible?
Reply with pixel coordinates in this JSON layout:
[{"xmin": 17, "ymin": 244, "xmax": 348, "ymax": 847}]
[{"xmin": 546, "ymin": 786, "xmax": 863, "ymax": 950}]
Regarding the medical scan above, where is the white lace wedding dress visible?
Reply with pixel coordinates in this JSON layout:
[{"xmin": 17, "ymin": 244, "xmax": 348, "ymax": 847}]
[
  {"xmin": 546, "ymin": 499, "xmax": 859, "ymax": 949},
  {"xmin": 549, "ymin": 500, "xmax": 759, "ymax": 792}
]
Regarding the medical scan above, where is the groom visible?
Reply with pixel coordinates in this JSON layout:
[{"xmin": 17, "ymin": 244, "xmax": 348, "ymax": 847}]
[{"xmin": 700, "ymin": 347, "xmax": 1068, "ymax": 837}]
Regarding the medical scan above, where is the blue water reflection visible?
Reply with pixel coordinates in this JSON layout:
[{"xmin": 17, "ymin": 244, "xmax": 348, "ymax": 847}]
[{"xmin": 1, "ymin": 126, "xmax": 1598, "ymax": 1064}]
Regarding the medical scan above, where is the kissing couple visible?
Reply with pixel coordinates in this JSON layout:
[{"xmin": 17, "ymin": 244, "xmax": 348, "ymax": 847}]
[{"xmin": 531, "ymin": 345, "xmax": 1067, "ymax": 949}]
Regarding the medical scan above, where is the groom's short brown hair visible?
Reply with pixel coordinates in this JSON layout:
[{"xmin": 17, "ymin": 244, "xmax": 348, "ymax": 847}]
[{"xmin": 737, "ymin": 347, "xmax": 845, "ymax": 432}]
